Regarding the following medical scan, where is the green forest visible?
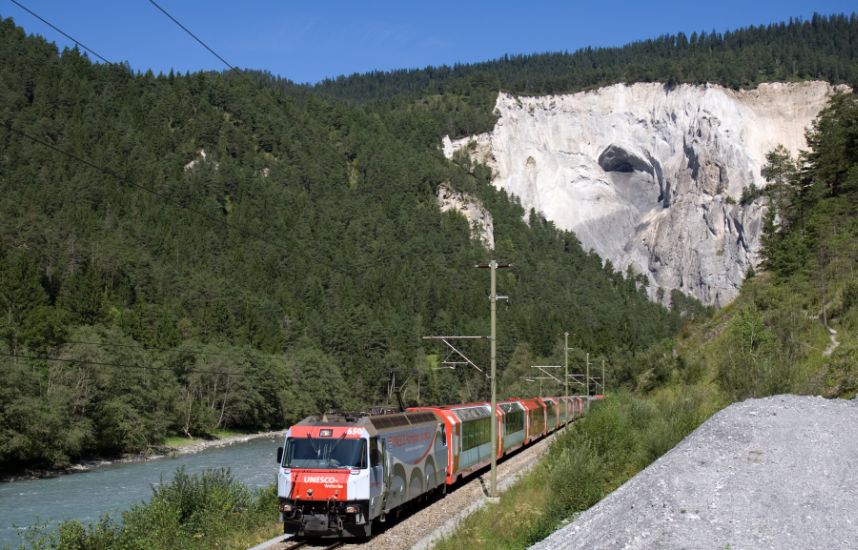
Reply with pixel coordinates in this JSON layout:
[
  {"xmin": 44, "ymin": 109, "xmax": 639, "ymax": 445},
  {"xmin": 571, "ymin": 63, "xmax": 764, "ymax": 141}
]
[
  {"xmin": 314, "ymin": 13, "xmax": 858, "ymax": 137},
  {"xmin": 439, "ymin": 83, "xmax": 858, "ymax": 550},
  {"xmin": 0, "ymin": 16, "xmax": 681, "ymax": 474},
  {"xmin": 2, "ymin": 7, "xmax": 856, "ymax": 550},
  {"xmin": 1, "ymin": 11, "xmax": 856, "ymax": 479},
  {"xmin": 29, "ymin": 90, "xmax": 858, "ymax": 550}
]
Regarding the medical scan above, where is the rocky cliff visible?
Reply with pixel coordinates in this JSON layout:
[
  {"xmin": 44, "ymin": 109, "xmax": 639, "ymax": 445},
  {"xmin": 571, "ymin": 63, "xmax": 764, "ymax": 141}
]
[
  {"xmin": 444, "ymin": 82, "xmax": 846, "ymax": 306},
  {"xmin": 436, "ymin": 182, "xmax": 495, "ymax": 249}
]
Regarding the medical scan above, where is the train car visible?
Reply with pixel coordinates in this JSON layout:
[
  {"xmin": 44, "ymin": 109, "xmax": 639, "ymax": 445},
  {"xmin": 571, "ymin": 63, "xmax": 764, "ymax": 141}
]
[
  {"xmin": 573, "ymin": 395, "xmax": 586, "ymax": 418},
  {"xmin": 540, "ymin": 397, "xmax": 560, "ymax": 432},
  {"xmin": 514, "ymin": 397, "xmax": 546, "ymax": 443},
  {"xmin": 409, "ymin": 403, "xmax": 494, "ymax": 484},
  {"xmin": 276, "ymin": 410, "xmax": 447, "ymax": 538},
  {"xmin": 566, "ymin": 396, "xmax": 578, "ymax": 422},
  {"xmin": 555, "ymin": 396, "xmax": 570, "ymax": 425},
  {"xmin": 498, "ymin": 400, "xmax": 527, "ymax": 454},
  {"xmin": 563, "ymin": 395, "xmax": 577, "ymax": 420},
  {"xmin": 277, "ymin": 393, "xmax": 598, "ymax": 539}
]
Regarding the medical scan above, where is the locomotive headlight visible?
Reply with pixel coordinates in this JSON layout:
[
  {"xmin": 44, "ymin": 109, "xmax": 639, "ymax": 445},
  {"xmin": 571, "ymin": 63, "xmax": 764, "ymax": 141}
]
[
  {"xmin": 345, "ymin": 505, "xmax": 358, "ymax": 513},
  {"xmin": 307, "ymin": 488, "xmax": 314, "ymax": 497},
  {"xmin": 279, "ymin": 503, "xmax": 293, "ymax": 512}
]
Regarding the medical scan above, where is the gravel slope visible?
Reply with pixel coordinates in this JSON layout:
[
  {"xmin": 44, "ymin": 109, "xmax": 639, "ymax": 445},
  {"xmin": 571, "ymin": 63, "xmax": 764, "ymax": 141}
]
[{"xmin": 531, "ymin": 395, "xmax": 858, "ymax": 550}]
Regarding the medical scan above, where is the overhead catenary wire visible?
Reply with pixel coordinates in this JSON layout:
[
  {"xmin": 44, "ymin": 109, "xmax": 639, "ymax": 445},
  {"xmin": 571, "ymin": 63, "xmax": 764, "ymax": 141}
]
[
  {"xmin": 3, "ymin": 2, "xmax": 367, "ymax": 277},
  {"xmin": 9, "ymin": 1, "xmax": 468, "ymax": 277}
]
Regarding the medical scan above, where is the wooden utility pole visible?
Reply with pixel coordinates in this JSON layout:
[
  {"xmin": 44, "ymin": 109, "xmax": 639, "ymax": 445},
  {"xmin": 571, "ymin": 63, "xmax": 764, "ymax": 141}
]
[
  {"xmin": 476, "ymin": 260, "xmax": 511, "ymax": 498},
  {"xmin": 585, "ymin": 352, "xmax": 590, "ymax": 409},
  {"xmin": 564, "ymin": 332, "xmax": 569, "ymax": 402}
]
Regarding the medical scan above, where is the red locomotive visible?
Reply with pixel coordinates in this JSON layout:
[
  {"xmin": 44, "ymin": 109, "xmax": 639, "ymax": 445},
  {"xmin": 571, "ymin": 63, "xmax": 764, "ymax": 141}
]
[{"xmin": 276, "ymin": 394, "xmax": 599, "ymax": 538}]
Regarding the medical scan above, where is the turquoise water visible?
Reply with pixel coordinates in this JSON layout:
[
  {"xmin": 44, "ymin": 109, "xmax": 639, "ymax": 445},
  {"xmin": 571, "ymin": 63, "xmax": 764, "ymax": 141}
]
[{"xmin": 0, "ymin": 435, "xmax": 284, "ymax": 549}]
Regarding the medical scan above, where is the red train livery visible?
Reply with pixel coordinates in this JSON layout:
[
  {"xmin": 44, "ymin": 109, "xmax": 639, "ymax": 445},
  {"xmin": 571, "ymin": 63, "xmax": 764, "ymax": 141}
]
[{"xmin": 276, "ymin": 394, "xmax": 602, "ymax": 538}]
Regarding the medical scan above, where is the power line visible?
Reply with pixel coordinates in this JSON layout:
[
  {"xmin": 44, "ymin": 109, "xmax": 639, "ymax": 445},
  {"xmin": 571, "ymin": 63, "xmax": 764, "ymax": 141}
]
[
  {"xmin": 1, "ymin": 352, "xmax": 241, "ymax": 376},
  {"xmin": 1, "ymin": 121, "xmax": 291, "ymax": 258},
  {"xmin": 7, "ymin": 0, "xmax": 112, "ymax": 64},
  {"xmin": 5, "ymin": 2, "xmax": 482, "ymax": 283},
  {"xmin": 0, "ymin": 5, "xmax": 296, "ymax": 260},
  {"xmin": 147, "ymin": 0, "xmax": 235, "ymax": 71},
  {"xmin": 9, "ymin": 0, "xmax": 464, "ymax": 278},
  {"xmin": 144, "ymin": 0, "xmax": 351, "ymax": 167}
]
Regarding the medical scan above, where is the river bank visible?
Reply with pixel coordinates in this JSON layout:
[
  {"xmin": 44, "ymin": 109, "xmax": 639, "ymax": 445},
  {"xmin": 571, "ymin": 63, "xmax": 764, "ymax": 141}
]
[
  {"xmin": 0, "ymin": 434, "xmax": 283, "ymax": 549},
  {"xmin": 0, "ymin": 429, "xmax": 287, "ymax": 483}
]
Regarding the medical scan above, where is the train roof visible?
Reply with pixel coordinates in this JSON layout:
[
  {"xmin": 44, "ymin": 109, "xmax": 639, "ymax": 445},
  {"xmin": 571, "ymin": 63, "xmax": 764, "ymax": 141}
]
[
  {"xmin": 410, "ymin": 403, "xmax": 493, "ymax": 422},
  {"xmin": 294, "ymin": 410, "xmax": 439, "ymax": 436}
]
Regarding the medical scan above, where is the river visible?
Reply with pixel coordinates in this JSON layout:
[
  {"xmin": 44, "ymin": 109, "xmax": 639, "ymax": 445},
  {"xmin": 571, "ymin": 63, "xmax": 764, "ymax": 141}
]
[{"xmin": 0, "ymin": 435, "xmax": 283, "ymax": 549}]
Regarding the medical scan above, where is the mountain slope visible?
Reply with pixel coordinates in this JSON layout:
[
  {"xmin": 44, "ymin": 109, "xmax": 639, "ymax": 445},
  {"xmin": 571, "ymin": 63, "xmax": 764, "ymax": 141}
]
[
  {"xmin": 0, "ymin": 17, "xmax": 679, "ymax": 471},
  {"xmin": 445, "ymin": 81, "xmax": 846, "ymax": 305},
  {"xmin": 433, "ymin": 91, "xmax": 857, "ymax": 550},
  {"xmin": 314, "ymin": 13, "xmax": 858, "ymax": 137}
]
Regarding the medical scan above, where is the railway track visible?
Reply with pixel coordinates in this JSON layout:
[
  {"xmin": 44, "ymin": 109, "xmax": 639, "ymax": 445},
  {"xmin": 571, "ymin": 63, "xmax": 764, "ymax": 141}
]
[
  {"xmin": 249, "ymin": 428, "xmax": 564, "ymax": 550},
  {"xmin": 269, "ymin": 538, "xmax": 345, "ymax": 550}
]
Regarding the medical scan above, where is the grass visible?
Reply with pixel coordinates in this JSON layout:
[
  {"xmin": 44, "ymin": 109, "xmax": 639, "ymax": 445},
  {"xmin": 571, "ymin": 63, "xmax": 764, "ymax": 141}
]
[
  {"xmin": 162, "ymin": 428, "xmax": 263, "ymax": 449},
  {"xmin": 436, "ymin": 263, "xmax": 857, "ymax": 550},
  {"xmin": 19, "ymin": 468, "xmax": 281, "ymax": 550},
  {"xmin": 162, "ymin": 435, "xmax": 204, "ymax": 448},
  {"xmin": 435, "ymin": 387, "xmax": 723, "ymax": 550}
]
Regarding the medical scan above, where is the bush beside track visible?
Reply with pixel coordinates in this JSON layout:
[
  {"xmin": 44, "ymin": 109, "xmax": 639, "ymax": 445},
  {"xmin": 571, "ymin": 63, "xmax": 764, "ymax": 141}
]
[
  {"xmin": 433, "ymin": 387, "xmax": 722, "ymax": 550},
  {"xmin": 15, "ymin": 468, "xmax": 281, "ymax": 550}
]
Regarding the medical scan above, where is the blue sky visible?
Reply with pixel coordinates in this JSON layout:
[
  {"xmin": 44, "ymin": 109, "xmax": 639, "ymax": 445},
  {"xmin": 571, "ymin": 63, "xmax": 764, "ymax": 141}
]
[{"xmin": 3, "ymin": 1, "xmax": 856, "ymax": 84}]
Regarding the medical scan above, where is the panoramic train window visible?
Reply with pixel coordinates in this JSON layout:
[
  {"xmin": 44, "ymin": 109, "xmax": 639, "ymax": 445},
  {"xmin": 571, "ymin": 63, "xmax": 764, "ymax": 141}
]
[
  {"xmin": 462, "ymin": 417, "xmax": 491, "ymax": 451},
  {"xmin": 283, "ymin": 437, "xmax": 367, "ymax": 469},
  {"xmin": 531, "ymin": 408, "xmax": 545, "ymax": 432},
  {"xmin": 505, "ymin": 410, "xmax": 524, "ymax": 433}
]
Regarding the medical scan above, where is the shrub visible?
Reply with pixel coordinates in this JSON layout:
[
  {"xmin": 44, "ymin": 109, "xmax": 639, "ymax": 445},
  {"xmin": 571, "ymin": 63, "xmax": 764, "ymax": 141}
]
[
  {"xmin": 120, "ymin": 467, "xmax": 254, "ymax": 546},
  {"xmin": 546, "ymin": 441, "xmax": 606, "ymax": 518},
  {"xmin": 26, "ymin": 468, "xmax": 278, "ymax": 550}
]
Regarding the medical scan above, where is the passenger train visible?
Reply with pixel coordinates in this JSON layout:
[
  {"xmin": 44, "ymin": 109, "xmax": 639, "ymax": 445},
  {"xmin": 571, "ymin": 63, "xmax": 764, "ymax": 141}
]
[{"xmin": 276, "ymin": 394, "xmax": 601, "ymax": 538}]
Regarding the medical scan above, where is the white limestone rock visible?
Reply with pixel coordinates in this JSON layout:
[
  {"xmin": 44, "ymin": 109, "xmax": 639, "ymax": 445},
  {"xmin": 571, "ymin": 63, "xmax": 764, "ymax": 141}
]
[
  {"xmin": 436, "ymin": 182, "xmax": 495, "ymax": 250},
  {"xmin": 183, "ymin": 148, "xmax": 219, "ymax": 171},
  {"xmin": 444, "ymin": 82, "xmax": 847, "ymax": 306}
]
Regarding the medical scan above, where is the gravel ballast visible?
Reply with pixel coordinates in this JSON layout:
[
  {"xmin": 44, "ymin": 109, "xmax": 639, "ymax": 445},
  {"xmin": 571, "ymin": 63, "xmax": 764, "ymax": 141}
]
[{"xmin": 531, "ymin": 395, "xmax": 858, "ymax": 550}]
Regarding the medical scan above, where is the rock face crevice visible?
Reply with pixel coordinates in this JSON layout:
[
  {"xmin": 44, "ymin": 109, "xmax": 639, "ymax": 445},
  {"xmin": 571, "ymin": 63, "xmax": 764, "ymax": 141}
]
[{"xmin": 443, "ymin": 82, "xmax": 846, "ymax": 306}]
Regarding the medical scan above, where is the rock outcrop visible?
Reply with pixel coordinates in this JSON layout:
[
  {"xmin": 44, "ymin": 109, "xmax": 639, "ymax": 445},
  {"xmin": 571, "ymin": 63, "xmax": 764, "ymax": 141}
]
[
  {"xmin": 444, "ymin": 82, "xmax": 846, "ymax": 306},
  {"xmin": 436, "ymin": 182, "xmax": 494, "ymax": 249},
  {"xmin": 183, "ymin": 148, "xmax": 218, "ymax": 171}
]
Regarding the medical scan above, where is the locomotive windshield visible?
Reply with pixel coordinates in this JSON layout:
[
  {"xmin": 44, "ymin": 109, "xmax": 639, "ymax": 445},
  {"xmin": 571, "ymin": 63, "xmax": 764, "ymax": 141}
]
[{"xmin": 282, "ymin": 436, "xmax": 367, "ymax": 469}]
